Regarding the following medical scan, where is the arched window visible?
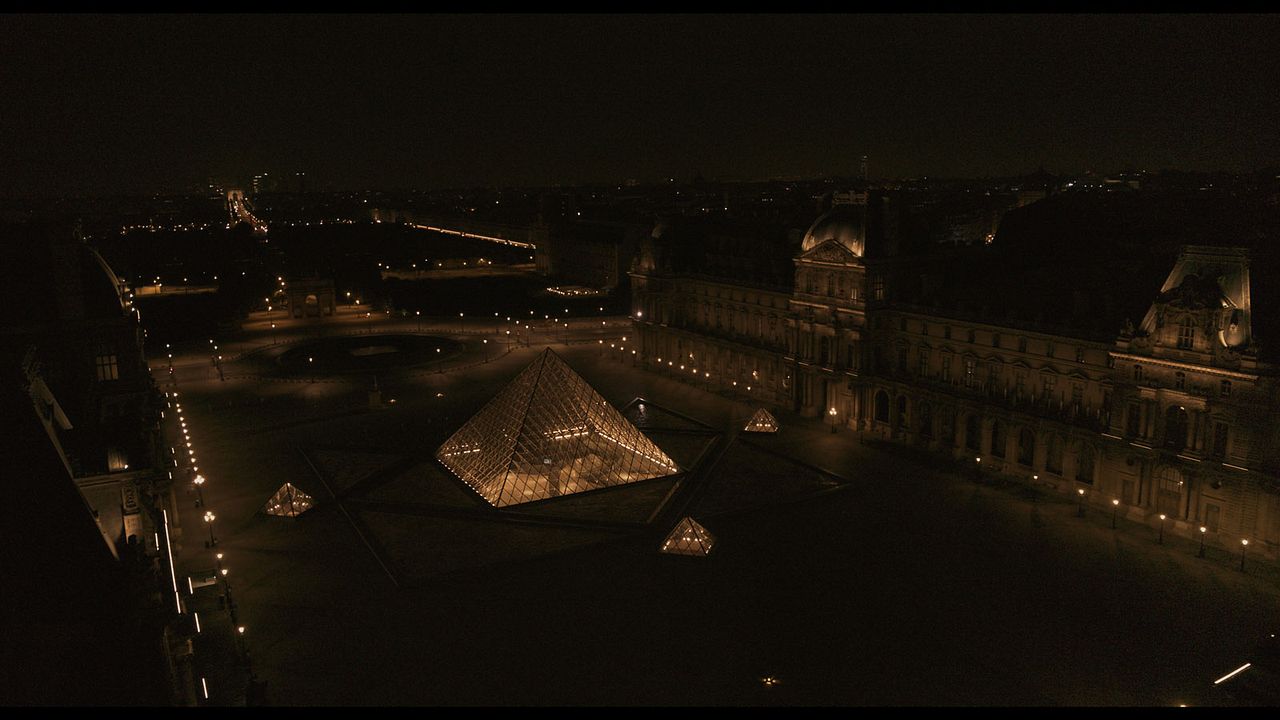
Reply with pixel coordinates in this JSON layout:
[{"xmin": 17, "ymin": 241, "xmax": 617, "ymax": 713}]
[
  {"xmin": 1157, "ymin": 466, "xmax": 1185, "ymax": 518},
  {"xmin": 874, "ymin": 390, "xmax": 890, "ymax": 423},
  {"xmin": 1165, "ymin": 405, "xmax": 1189, "ymax": 451},
  {"xmin": 966, "ymin": 414, "xmax": 981, "ymax": 451},
  {"xmin": 990, "ymin": 419, "xmax": 1006, "ymax": 458},
  {"xmin": 1046, "ymin": 435, "xmax": 1064, "ymax": 475},
  {"xmin": 919, "ymin": 401, "xmax": 933, "ymax": 438},
  {"xmin": 1018, "ymin": 428, "xmax": 1035, "ymax": 466},
  {"xmin": 1076, "ymin": 445, "xmax": 1095, "ymax": 484},
  {"xmin": 896, "ymin": 395, "xmax": 909, "ymax": 429}
]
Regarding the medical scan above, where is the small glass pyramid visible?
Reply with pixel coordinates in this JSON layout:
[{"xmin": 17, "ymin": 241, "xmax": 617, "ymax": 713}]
[
  {"xmin": 436, "ymin": 348, "xmax": 680, "ymax": 507},
  {"xmin": 660, "ymin": 516, "xmax": 715, "ymax": 556},
  {"xmin": 744, "ymin": 407, "xmax": 779, "ymax": 433},
  {"xmin": 264, "ymin": 482, "xmax": 315, "ymax": 517}
]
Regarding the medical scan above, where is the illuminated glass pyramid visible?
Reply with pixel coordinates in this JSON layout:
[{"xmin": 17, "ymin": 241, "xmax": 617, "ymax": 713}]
[
  {"xmin": 660, "ymin": 516, "xmax": 715, "ymax": 556},
  {"xmin": 744, "ymin": 407, "xmax": 779, "ymax": 433},
  {"xmin": 264, "ymin": 482, "xmax": 315, "ymax": 517},
  {"xmin": 436, "ymin": 348, "xmax": 680, "ymax": 507}
]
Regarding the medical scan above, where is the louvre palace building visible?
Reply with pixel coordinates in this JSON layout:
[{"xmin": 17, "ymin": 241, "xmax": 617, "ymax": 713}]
[{"xmin": 629, "ymin": 191, "xmax": 1280, "ymax": 555}]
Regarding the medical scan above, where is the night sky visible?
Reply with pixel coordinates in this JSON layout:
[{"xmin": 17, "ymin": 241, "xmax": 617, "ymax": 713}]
[{"xmin": 3, "ymin": 13, "xmax": 1278, "ymax": 197}]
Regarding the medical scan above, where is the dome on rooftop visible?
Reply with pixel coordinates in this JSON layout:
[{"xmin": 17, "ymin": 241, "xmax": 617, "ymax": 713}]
[{"xmin": 801, "ymin": 205, "xmax": 865, "ymax": 256}]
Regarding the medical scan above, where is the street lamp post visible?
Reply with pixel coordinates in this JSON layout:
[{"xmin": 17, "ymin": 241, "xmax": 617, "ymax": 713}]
[
  {"xmin": 271, "ymin": 322, "xmax": 276, "ymax": 345},
  {"xmin": 1076, "ymin": 488, "xmax": 1086, "ymax": 517},
  {"xmin": 1198, "ymin": 525, "xmax": 1207, "ymax": 558},
  {"xmin": 1240, "ymin": 538, "xmax": 1249, "ymax": 572},
  {"xmin": 193, "ymin": 474, "xmax": 205, "ymax": 507},
  {"xmin": 203, "ymin": 511, "xmax": 217, "ymax": 548},
  {"xmin": 1158, "ymin": 513, "xmax": 1166, "ymax": 544},
  {"xmin": 459, "ymin": 312, "xmax": 465, "ymax": 334},
  {"xmin": 1111, "ymin": 498, "xmax": 1120, "ymax": 529},
  {"xmin": 829, "ymin": 407, "xmax": 838, "ymax": 433},
  {"xmin": 308, "ymin": 356, "xmax": 315, "ymax": 383},
  {"xmin": 483, "ymin": 339, "xmax": 490, "ymax": 363},
  {"xmin": 416, "ymin": 311, "xmax": 421, "ymax": 332}
]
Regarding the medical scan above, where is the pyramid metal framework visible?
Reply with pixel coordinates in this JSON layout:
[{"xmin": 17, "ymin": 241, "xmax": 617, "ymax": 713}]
[
  {"xmin": 436, "ymin": 348, "xmax": 680, "ymax": 507},
  {"xmin": 744, "ymin": 407, "xmax": 780, "ymax": 433},
  {"xmin": 263, "ymin": 482, "xmax": 315, "ymax": 518},
  {"xmin": 660, "ymin": 516, "xmax": 715, "ymax": 556}
]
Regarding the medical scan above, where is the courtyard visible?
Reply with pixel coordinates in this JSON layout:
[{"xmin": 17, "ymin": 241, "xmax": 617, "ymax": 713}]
[{"xmin": 157, "ymin": 310, "xmax": 1280, "ymax": 705}]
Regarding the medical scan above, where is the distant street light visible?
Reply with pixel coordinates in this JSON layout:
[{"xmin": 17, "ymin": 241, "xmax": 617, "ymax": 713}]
[
  {"xmin": 1076, "ymin": 488, "xmax": 1086, "ymax": 517},
  {"xmin": 1198, "ymin": 526, "xmax": 1207, "ymax": 558},
  {"xmin": 193, "ymin": 474, "xmax": 205, "ymax": 507},
  {"xmin": 271, "ymin": 322, "xmax": 276, "ymax": 345},
  {"xmin": 1111, "ymin": 498, "xmax": 1120, "ymax": 529},
  {"xmin": 829, "ymin": 407, "xmax": 838, "ymax": 434},
  {"xmin": 1240, "ymin": 538, "xmax": 1249, "ymax": 572},
  {"xmin": 1158, "ymin": 513, "xmax": 1166, "ymax": 544},
  {"xmin": 203, "ymin": 511, "xmax": 218, "ymax": 548}
]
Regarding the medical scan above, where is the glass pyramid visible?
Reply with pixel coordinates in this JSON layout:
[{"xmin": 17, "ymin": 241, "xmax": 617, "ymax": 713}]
[
  {"xmin": 436, "ymin": 348, "xmax": 680, "ymax": 507},
  {"xmin": 660, "ymin": 516, "xmax": 715, "ymax": 556},
  {"xmin": 264, "ymin": 482, "xmax": 315, "ymax": 517},
  {"xmin": 744, "ymin": 407, "xmax": 779, "ymax": 433}
]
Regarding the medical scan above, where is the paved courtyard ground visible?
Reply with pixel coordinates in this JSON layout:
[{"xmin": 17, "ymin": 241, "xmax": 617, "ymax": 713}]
[{"xmin": 157, "ymin": 311, "xmax": 1280, "ymax": 705}]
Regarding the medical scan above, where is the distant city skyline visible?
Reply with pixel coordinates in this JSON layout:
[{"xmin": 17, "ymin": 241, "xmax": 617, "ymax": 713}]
[{"xmin": 3, "ymin": 13, "xmax": 1278, "ymax": 198}]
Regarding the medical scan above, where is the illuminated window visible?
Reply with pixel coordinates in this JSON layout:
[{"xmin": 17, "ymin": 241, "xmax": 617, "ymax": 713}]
[
  {"xmin": 1177, "ymin": 316, "xmax": 1194, "ymax": 350},
  {"xmin": 95, "ymin": 352, "xmax": 119, "ymax": 382},
  {"xmin": 964, "ymin": 358, "xmax": 977, "ymax": 388}
]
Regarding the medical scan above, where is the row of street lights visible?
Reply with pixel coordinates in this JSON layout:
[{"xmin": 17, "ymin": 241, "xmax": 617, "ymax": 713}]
[
  {"xmin": 1072, "ymin": 484, "xmax": 1252, "ymax": 570},
  {"xmin": 166, "ymin": 389, "xmax": 255, "ymax": 702}
]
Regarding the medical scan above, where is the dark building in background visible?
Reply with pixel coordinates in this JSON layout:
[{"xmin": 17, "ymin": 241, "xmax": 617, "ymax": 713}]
[{"xmin": 0, "ymin": 221, "xmax": 176, "ymax": 554}]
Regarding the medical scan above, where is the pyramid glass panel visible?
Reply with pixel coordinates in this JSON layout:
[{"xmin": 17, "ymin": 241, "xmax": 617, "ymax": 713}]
[
  {"xmin": 660, "ymin": 516, "xmax": 715, "ymax": 556},
  {"xmin": 436, "ymin": 349, "xmax": 680, "ymax": 507},
  {"xmin": 264, "ymin": 482, "xmax": 315, "ymax": 517},
  {"xmin": 744, "ymin": 407, "xmax": 779, "ymax": 433}
]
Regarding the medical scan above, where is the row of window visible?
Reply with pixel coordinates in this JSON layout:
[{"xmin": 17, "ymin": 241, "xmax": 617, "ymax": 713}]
[
  {"xmin": 870, "ymin": 390, "xmax": 1097, "ymax": 482},
  {"xmin": 1131, "ymin": 363, "xmax": 1232, "ymax": 397},
  {"xmin": 892, "ymin": 316, "xmax": 1094, "ymax": 364}
]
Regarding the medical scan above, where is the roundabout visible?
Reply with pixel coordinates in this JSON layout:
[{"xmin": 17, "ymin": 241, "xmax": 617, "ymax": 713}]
[{"xmin": 275, "ymin": 334, "xmax": 462, "ymax": 375}]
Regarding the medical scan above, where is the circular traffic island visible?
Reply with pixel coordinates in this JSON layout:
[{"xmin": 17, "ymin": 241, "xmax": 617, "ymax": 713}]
[{"xmin": 277, "ymin": 334, "xmax": 462, "ymax": 375}]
